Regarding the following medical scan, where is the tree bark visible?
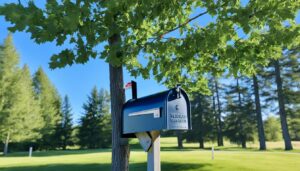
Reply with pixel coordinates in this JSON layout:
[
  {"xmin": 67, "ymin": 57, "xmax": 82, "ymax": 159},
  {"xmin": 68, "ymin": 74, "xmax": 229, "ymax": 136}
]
[
  {"xmin": 252, "ymin": 75, "xmax": 267, "ymax": 150},
  {"xmin": 274, "ymin": 60, "xmax": 293, "ymax": 150},
  {"xmin": 108, "ymin": 21, "xmax": 130, "ymax": 170},
  {"xmin": 4, "ymin": 132, "xmax": 9, "ymax": 156},
  {"xmin": 214, "ymin": 79, "xmax": 223, "ymax": 146},
  {"xmin": 109, "ymin": 65, "xmax": 130, "ymax": 171},
  {"xmin": 176, "ymin": 131, "xmax": 183, "ymax": 149}
]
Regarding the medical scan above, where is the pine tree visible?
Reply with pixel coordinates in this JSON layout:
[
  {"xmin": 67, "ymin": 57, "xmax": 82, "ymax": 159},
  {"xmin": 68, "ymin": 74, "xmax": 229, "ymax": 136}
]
[
  {"xmin": 213, "ymin": 77, "xmax": 224, "ymax": 146},
  {"xmin": 33, "ymin": 67, "xmax": 62, "ymax": 149},
  {"xmin": 79, "ymin": 87, "xmax": 100, "ymax": 149},
  {"xmin": 57, "ymin": 95, "xmax": 73, "ymax": 150},
  {"xmin": 98, "ymin": 89, "xmax": 112, "ymax": 148},
  {"xmin": 224, "ymin": 77, "xmax": 256, "ymax": 148},
  {"xmin": 264, "ymin": 116, "xmax": 282, "ymax": 141},
  {"xmin": 280, "ymin": 48, "xmax": 300, "ymax": 141},
  {"xmin": 0, "ymin": 34, "xmax": 18, "ymax": 155},
  {"xmin": 0, "ymin": 34, "xmax": 18, "ymax": 113},
  {"xmin": 15, "ymin": 65, "xmax": 44, "ymax": 143},
  {"xmin": 260, "ymin": 48, "xmax": 299, "ymax": 150},
  {"xmin": 78, "ymin": 87, "xmax": 111, "ymax": 149},
  {"xmin": 0, "ymin": 35, "xmax": 43, "ymax": 155},
  {"xmin": 188, "ymin": 92, "xmax": 215, "ymax": 149}
]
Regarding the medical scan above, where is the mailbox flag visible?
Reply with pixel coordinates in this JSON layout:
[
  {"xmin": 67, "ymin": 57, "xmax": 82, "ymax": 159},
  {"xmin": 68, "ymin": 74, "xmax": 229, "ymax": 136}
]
[{"xmin": 124, "ymin": 82, "xmax": 132, "ymax": 90}]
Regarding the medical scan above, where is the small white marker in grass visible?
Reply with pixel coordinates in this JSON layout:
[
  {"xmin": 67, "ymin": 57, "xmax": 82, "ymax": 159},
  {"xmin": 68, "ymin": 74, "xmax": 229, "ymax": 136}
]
[
  {"xmin": 29, "ymin": 147, "xmax": 33, "ymax": 157},
  {"xmin": 212, "ymin": 145, "xmax": 214, "ymax": 160}
]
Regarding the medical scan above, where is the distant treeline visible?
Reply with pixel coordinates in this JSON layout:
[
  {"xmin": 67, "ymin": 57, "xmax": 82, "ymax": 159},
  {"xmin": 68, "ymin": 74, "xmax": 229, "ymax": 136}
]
[
  {"xmin": 0, "ymin": 35, "xmax": 111, "ymax": 155},
  {"xmin": 175, "ymin": 47, "xmax": 300, "ymax": 150}
]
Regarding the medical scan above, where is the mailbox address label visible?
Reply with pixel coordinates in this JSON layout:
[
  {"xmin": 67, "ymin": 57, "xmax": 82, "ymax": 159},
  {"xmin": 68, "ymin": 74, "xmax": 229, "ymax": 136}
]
[{"xmin": 167, "ymin": 98, "xmax": 188, "ymax": 129}]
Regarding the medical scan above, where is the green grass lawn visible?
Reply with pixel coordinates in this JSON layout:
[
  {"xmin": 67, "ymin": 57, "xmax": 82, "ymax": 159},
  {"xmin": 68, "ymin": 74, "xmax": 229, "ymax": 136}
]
[{"xmin": 0, "ymin": 138, "xmax": 299, "ymax": 171}]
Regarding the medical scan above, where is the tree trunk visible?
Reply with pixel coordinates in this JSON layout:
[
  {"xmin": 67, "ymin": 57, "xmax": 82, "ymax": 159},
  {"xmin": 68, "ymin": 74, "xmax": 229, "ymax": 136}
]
[
  {"xmin": 109, "ymin": 65, "xmax": 130, "ymax": 171},
  {"xmin": 108, "ymin": 21, "xmax": 130, "ymax": 170},
  {"xmin": 4, "ymin": 132, "xmax": 9, "ymax": 156},
  {"xmin": 236, "ymin": 78, "xmax": 246, "ymax": 148},
  {"xmin": 214, "ymin": 79, "xmax": 223, "ymax": 146},
  {"xmin": 274, "ymin": 60, "xmax": 293, "ymax": 150},
  {"xmin": 62, "ymin": 141, "xmax": 66, "ymax": 150},
  {"xmin": 199, "ymin": 138, "xmax": 204, "ymax": 149},
  {"xmin": 176, "ymin": 131, "xmax": 183, "ymax": 149},
  {"xmin": 241, "ymin": 139, "xmax": 246, "ymax": 148},
  {"xmin": 212, "ymin": 93, "xmax": 218, "ymax": 145},
  {"xmin": 199, "ymin": 96, "xmax": 204, "ymax": 149},
  {"xmin": 252, "ymin": 75, "xmax": 266, "ymax": 150}
]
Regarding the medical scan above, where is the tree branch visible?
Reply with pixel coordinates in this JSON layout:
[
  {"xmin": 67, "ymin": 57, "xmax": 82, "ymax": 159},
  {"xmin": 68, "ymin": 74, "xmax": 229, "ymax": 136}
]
[{"xmin": 158, "ymin": 11, "xmax": 208, "ymax": 38}]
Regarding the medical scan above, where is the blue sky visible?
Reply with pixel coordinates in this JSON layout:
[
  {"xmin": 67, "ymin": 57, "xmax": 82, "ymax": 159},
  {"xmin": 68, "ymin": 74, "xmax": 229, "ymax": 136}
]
[
  {"xmin": 0, "ymin": 1, "xmax": 168, "ymax": 123},
  {"xmin": 0, "ymin": 26, "xmax": 168, "ymax": 123},
  {"xmin": 0, "ymin": 1, "xmax": 299, "ymax": 123}
]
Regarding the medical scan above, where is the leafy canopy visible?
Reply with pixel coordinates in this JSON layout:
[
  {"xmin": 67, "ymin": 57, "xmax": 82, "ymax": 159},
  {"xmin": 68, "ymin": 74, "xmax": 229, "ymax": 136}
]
[{"xmin": 0, "ymin": 0, "xmax": 299, "ymax": 92}]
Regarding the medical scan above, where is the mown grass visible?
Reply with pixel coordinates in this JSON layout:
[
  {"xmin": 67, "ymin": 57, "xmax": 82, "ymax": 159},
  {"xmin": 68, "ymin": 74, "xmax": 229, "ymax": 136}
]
[
  {"xmin": 0, "ymin": 138, "xmax": 299, "ymax": 171},
  {"xmin": 131, "ymin": 137, "xmax": 300, "ymax": 152}
]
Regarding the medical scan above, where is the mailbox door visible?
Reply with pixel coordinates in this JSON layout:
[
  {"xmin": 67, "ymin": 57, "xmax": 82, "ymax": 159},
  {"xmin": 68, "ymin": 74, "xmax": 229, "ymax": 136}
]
[
  {"xmin": 166, "ymin": 90, "xmax": 190, "ymax": 130},
  {"xmin": 123, "ymin": 100, "xmax": 166, "ymax": 134}
]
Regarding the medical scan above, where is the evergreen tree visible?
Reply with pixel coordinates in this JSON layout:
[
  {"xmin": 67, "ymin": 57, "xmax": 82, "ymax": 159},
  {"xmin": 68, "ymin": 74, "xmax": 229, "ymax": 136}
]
[
  {"xmin": 0, "ymin": 34, "xmax": 18, "ymax": 114},
  {"xmin": 212, "ymin": 77, "xmax": 224, "ymax": 147},
  {"xmin": 78, "ymin": 87, "xmax": 111, "ymax": 149},
  {"xmin": 0, "ymin": 35, "xmax": 43, "ymax": 155},
  {"xmin": 56, "ymin": 95, "xmax": 73, "ymax": 150},
  {"xmin": 0, "ymin": 35, "xmax": 17, "ymax": 155},
  {"xmin": 98, "ymin": 89, "xmax": 112, "ymax": 147},
  {"xmin": 187, "ymin": 92, "xmax": 216, "ymax": 149},
  {"xmin": 70, "ymin": 126, "xmax": 80, "ymax": 147},
  {"xmin": 15, "ymin": 65, "xmax": 44, "ymax": 143},
  {"xmin": 33, "ymin": 67, "xmax": 62, "ymax": 149},
  {"xmin": 260, "ymin": 48, "xmax": 299, "ymax": 149},
  {"xmin": 280, "ymin": 48, "xmax": 300, "ymax": 141},
  {"xmin": 264, "ymin": 116, "xmax": 282, "ymax": 141},
  {"xmin": 224, "ymin": 77, "xmax": 256, "ymax": 148}
]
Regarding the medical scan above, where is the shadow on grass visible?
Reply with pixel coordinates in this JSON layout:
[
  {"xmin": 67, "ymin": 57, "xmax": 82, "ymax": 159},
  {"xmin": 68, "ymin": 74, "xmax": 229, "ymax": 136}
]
[
  {"xmin": 159, "ymin": 146, "xmax": 259, "ymax": 152},
  {"xmin": 1, "ymin": 149, "xmax": 112, "ymax": 158},
  {"xmin": 0, "ymin": 162, "xmax": 211, "ymax": 171},
  {"xmin": 131, "ymin": 141, "xmax": 260, "ymax": 152}
]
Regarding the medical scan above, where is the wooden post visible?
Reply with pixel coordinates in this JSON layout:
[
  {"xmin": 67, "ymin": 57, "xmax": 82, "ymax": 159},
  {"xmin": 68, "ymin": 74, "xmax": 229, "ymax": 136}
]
[
  {"xmin": 147, "ymin": 136, "xmax": 160, "ymax": 171},
  {"xmin": 29, "ymin": 147, "xmax": 33, "ymax": 157},
  {"xmin": 136, "ymin": 132, "xmax": 152, "ymax": 152}
]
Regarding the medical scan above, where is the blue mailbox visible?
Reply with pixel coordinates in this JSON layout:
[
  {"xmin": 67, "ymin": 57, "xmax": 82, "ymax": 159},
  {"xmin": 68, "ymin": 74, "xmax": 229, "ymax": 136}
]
[{"xmin": 122, "ymin": 85, "xmax": 191, "ymax": 137}]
